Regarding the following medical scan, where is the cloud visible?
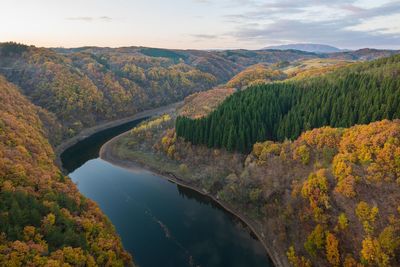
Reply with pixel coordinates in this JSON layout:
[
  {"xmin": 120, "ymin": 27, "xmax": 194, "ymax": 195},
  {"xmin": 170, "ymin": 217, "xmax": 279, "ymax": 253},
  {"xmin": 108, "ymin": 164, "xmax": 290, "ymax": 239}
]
[
  {"xmin": 192, "ymin": 0, "xmax": 210, "ymax": 3},
  {"xmin": 234, "ymin": 19, "xmax": 400, "ymax": 47},
  {"xmin": 356, "ymin": 1, "xmax": 400, "ymax": 18},
  {"xmin": 190, "ymin": 34, "xmax": 218, "ymax": 39},
  {"xmin": 193, "ymin": 0, "xmax": 257, "ymax": 7},
  {"xmin": 224, "ymin": 0, "xmax": 400, "ymax": 48},
  {"xmin": 223, "ymin": 1, "xmax": 400, "ymax": 23},
  {"xmin": 99, "ymin": 16, "xmax": 112, "ymax": 21},
  {"xmin": 340, "ymin": 4, "xmax": 365, "ymax": 13},
  {"xmin": 65, "ymin": 16, "xmax": 112, "ymax": 22}
]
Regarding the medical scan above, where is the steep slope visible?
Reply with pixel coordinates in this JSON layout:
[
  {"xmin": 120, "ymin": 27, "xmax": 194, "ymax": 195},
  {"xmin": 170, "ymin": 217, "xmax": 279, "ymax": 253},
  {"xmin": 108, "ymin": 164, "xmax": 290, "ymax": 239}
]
[{"xmin": 0, "ymin": 76, "xmax": 133, "ymax": 266}]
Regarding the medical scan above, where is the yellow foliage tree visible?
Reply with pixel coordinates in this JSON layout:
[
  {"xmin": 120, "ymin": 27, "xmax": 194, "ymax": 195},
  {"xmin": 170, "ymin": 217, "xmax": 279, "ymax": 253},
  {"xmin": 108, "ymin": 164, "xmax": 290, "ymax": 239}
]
[
  {"xmin": 361, "ymin": 236, "xmax": 390, "ymax": 267},
  {"xmin": 343, "ymin": 255, "xmax": 358, "ymax": 267},
  {"xmin": 337, "ymin": 213, "xmax": 349, "ymax": 231},
  {"xmin": 326, "ymin": 232, "xmax": 340, "ymax": 266},
  {"xmin": 287, "ymin": 246, "xmax": 312, "ymax": 267},
  {"xmin": 301, "ymin": 169, "xmax": 330, "ymax": 219},
  {"xmin": 304, "ymin": 224, "xmax": 326, "ymax": 256},
  {"xmin": 332, "ymin": 154, "xmax": 356, "ymax": 197},
  {"xmin": 355, "ymin": 201, "xmax": 379, "ymax": 234},
  {"xmin": 293, "ymin": 144, "xmax": 311, "ymax": 165}
]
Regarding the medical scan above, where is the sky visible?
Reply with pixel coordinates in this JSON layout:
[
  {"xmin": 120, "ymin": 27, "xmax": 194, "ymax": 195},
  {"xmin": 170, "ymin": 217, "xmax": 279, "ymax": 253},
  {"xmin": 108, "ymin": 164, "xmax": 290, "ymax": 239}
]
[{"xmin": 1, "ymin": 0, "xmax": 399, "ymax": 50}]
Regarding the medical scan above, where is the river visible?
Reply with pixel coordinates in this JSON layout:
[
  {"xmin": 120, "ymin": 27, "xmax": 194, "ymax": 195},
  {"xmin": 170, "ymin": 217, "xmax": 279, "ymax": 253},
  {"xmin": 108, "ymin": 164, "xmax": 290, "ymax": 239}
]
[{"xmin": 61, "ymin": 117, "xmax": 274, "ymax": 267}]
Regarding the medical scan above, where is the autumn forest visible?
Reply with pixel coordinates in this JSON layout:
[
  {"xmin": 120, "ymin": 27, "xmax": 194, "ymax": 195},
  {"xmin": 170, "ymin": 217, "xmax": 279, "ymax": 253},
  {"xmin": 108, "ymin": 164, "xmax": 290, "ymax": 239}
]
[{"xmin": 1, "ymin": 39, "xmax": 400, "ymax": 267}]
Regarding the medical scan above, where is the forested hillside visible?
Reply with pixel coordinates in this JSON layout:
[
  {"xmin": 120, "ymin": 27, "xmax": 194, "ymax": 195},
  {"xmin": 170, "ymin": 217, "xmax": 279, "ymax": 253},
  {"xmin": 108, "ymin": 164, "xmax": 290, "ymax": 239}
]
[
  {"xmin": 1, "ymin": 42, "xmax": 396, "ymax": 144},
  {"xmin": 108, "ymin": 101, "xmax": 400, "ymax": 267},
  {"xmin": 0, "ymin": 43, "xmax": 217, "ymax": 142},
  {"xmin": 176, "ymin": 55, "xmax": 400, "ymax": 152},
  {"xmin": 0, "ymin": 76, "xmax": 133, "ymax": 265},
  {"xmin": 240, "ymin": 120, "xmax": 400, "ymax": 266}
]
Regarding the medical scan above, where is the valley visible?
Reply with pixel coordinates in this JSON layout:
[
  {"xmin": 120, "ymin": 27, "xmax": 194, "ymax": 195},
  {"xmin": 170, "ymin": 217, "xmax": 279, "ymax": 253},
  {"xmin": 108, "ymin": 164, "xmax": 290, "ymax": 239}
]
[
  {"xmin": 61, "ymin": 116, "xmax": 273, "ymax": 267},
  {"xmin": 1, "ymin": 41, "xmax": 399, "ymax": 266}
]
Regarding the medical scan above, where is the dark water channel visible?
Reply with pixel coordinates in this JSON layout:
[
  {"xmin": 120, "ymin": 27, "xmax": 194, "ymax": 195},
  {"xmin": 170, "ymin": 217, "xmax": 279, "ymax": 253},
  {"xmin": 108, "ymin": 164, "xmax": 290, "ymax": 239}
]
[{"xmin": 61, "ymin": 118, "xmax": 274, "ymax": 267}]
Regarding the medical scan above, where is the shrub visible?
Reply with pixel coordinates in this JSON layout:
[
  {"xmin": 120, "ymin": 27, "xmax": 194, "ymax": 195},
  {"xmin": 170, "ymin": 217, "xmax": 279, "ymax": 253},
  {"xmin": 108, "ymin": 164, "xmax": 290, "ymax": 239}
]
[{"xmin": 294, "ymin": 145, "xmax": 311, "ymax": 165}]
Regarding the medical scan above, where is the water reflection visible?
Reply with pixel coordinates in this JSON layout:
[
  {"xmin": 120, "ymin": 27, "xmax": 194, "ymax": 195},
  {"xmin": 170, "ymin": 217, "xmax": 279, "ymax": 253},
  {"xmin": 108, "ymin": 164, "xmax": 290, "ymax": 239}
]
[
  {"xmin": 62, "ymin": 118, "xmax": 274, "ymax": 267},
  {"xmin": 61, "ymin": 117, "xmax": 147, "ymax": 172}
]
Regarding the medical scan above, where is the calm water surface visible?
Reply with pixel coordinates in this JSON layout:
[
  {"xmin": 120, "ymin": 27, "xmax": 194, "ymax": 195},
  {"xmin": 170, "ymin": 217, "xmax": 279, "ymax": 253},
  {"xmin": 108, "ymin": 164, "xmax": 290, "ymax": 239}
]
[{"xmin": 61, "ymin": 118, "xmax": 274, "ymax": 267}]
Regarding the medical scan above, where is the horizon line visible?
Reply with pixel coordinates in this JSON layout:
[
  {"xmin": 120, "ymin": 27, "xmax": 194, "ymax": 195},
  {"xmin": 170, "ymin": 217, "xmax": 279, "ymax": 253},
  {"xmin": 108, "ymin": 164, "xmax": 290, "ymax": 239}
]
[{"xmin": 1, "ymin": 40, "xmax": 400, "ymax": 52}]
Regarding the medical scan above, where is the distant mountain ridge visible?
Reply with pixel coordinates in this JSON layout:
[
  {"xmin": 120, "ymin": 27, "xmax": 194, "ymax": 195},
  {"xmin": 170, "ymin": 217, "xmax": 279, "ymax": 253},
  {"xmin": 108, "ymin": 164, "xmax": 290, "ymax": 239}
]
[{"xmin": 263, "ymin": 43, "xmax": 343, "ymax": 53}]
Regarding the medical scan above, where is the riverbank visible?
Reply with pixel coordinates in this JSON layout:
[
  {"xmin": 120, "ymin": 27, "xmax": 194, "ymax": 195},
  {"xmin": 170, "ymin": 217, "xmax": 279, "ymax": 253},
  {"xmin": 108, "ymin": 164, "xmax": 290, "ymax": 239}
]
[
  {"xmin": 54, "ymin": 101, "xmax": 182, "ymax": 169},
  {"xmin": 100, "ymin": 127, "xmax": 287, "ymax": 267}
]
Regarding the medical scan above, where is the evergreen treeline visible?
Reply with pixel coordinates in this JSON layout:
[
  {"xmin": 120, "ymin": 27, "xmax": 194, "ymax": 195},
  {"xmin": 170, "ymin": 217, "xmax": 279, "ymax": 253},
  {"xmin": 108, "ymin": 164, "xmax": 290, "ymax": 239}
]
[
  {"xmin": 0, "ymin": 42, "xmax": 28, "ymax": 56},
  {"xmin": 176, "ymin": 55, "xmax": 400, "ymax": 153}
]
